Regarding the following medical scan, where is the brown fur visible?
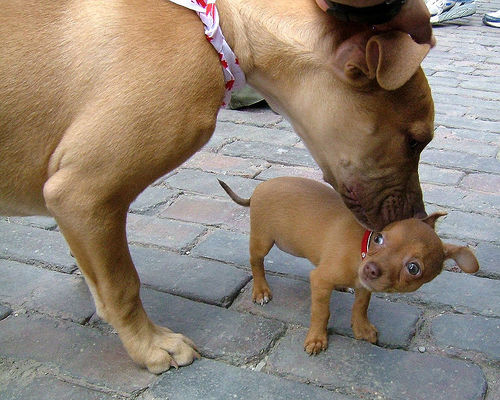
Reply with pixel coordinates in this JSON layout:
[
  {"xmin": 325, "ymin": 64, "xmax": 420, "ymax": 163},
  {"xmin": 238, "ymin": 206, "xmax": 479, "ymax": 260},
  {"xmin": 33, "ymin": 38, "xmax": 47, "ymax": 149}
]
[
  {"xmin": 1, "ymin": 0, "xmax": 434, "ymax": 372},
  {"xmin": 220, "ymin": 177, "xmax": 479, "ymax": 354}
]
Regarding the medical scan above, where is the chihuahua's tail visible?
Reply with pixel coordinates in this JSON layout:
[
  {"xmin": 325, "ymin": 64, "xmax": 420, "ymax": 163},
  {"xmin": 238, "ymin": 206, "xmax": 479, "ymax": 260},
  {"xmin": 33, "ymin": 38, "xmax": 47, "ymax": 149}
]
[{"xmin": 218, "ymin": 179, "xmax": 251, "ymax": 207}]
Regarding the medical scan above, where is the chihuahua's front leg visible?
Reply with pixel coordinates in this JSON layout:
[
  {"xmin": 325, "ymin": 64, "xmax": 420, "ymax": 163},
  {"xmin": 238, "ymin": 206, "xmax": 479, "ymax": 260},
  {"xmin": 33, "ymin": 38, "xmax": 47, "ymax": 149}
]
[
  {"xmin": 351, "ymin": 288, "xmax": 378, "ymax": 343},
  {"xmin": 304, "ymin": 268, "xmax": 334, "ymax": 355}
]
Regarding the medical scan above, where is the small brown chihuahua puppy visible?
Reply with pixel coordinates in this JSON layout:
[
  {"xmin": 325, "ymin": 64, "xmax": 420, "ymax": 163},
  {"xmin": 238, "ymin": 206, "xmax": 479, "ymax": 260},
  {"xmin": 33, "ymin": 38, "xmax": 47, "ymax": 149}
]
[{"xmin": 219, "ymin": 177, "xmax": 479, "ymax": 354}]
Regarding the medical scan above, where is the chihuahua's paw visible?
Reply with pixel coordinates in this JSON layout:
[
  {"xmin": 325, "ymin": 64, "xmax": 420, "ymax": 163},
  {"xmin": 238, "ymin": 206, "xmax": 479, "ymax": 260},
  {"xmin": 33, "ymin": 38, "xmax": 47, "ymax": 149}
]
[
  {"xmin": 124, "ymin": 324, "xmax": 201, "ymax": 374},
  {"xmin": 252, "ymin": 285, "xmax": 273, "ymax": 306},
  {"xmin": 304, "ymin": 332, "xmax": 328, "ymax": 355},
  {"xmin": 352, "ymin": 320, "xmax": 378, "ymax": 344}
]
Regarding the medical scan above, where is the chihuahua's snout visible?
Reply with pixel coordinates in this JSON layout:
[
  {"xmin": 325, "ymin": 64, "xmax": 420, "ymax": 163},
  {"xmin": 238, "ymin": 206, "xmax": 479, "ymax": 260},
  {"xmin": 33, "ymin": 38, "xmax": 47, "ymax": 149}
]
[{"xmin": 363, "ymin": 262, "xmax": 381, "ymax": 279}]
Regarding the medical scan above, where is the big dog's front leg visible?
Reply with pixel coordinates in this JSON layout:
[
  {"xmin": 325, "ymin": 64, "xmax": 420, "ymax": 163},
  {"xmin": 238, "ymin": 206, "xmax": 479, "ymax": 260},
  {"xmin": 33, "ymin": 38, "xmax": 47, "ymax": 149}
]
[{"xmin": 43, "ymin": 164, "xmax": 199, "ymax": 374}]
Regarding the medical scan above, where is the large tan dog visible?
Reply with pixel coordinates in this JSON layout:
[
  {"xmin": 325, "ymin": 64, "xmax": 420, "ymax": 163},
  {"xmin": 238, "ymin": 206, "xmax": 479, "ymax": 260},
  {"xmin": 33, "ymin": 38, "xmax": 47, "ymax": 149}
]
[
  {"xmin": 219, "ymin": 177, "xmax": 479, "ymax": 354},
  {"xmin": 0, "ymin": 0, "xmax": 434, "ymax": 373}
]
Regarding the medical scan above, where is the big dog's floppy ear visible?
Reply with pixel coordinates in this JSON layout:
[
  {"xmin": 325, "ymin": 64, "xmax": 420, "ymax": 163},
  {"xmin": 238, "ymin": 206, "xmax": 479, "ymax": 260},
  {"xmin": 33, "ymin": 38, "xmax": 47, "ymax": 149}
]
[
  {"xmin": 333, "ymin": 31, "xmax": 431, "ymax": 90},
  {"xmin": 443, "ymin": 243, "xmax": 480, "ymax": 274},
  {"xmin": 366, "ymin": 31, "xmax": 431, "ymax": 90}
]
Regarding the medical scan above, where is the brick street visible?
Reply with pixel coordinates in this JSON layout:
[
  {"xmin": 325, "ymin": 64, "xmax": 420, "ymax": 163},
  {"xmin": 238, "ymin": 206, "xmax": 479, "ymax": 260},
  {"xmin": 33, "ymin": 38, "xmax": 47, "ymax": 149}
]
[{"xmin": 1, "ymin": 1, "xmax": 499, "ymax": 399}]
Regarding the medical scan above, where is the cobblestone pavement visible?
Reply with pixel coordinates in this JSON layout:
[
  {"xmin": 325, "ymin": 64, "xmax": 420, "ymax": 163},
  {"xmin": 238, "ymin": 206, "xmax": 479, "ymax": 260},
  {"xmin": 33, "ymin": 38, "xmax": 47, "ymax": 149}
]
[{"xmin": 1, "ymin": 1, "xmax": 499, "ymax": 399}]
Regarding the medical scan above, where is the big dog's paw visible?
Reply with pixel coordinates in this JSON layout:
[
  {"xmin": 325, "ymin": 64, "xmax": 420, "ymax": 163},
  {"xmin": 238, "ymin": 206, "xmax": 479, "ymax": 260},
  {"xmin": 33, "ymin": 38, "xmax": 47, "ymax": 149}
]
[
  {"xmin": 303, "ymin": 331, "xmax": 328, "ymax": 355},
  {"xmin": 125, "ymin": 325, "xmax": 201, "ymax": 374},
  {"xmin": 252, "ymin": 284, "xmax": 273, "ymax": 306}
]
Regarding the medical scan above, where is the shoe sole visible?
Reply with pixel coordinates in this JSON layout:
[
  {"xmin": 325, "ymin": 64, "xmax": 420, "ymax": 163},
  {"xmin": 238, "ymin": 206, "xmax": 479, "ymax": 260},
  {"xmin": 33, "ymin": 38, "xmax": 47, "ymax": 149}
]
[
  {"xmin": 430, "ymin": 3, "xmax": 476, "ymax": 24},
  {"xmin": 483, "ymin": 16, "xmax": 500, "ymax": 27}
]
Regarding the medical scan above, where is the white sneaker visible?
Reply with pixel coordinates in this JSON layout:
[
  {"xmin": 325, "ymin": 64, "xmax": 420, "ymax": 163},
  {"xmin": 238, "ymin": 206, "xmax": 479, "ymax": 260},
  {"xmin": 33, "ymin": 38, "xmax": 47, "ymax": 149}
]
[
  {"xmin": 425, "ymin": 0, "xmax": 476, "ymax": 24},
  {"xmin": 483, "ymin": 10, "xmax": 500, "ymax": 28},
  {"xmin": 426, "ymin": 0, "xmax": 455, "ymax": 16}
]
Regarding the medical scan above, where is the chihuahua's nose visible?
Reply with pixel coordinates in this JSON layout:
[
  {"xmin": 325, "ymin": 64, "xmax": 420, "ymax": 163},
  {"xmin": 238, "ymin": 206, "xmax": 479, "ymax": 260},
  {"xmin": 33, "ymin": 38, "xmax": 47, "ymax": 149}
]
[{"xmin": 364, "ymin": 262, "xmax": 381, "ymax": 279}]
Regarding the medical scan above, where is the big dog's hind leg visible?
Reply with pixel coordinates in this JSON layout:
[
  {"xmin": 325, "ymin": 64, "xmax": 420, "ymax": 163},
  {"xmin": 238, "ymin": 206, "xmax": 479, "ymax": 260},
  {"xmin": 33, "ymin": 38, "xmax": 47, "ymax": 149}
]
[
  {"xmin": 44, "ymin": 169, "xmax": 199, "ymax": 373},
  {"xmin": 43, "ymin": 112, "xmax": 205, "ymax": 373}
]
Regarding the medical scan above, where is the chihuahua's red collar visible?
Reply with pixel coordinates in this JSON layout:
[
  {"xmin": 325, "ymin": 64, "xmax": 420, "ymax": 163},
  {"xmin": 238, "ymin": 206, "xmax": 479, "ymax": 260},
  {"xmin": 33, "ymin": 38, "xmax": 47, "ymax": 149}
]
[{"xmin": 361, "ymin": 230, "xmax": 373, "ymax": 259}]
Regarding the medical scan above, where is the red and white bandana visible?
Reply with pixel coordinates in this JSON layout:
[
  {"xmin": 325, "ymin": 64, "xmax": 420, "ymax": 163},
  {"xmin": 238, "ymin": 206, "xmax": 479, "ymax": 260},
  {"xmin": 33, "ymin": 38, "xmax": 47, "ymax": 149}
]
[{"xmin": 169, "ymin": 0, "xmax": 246, "ymax": 107}]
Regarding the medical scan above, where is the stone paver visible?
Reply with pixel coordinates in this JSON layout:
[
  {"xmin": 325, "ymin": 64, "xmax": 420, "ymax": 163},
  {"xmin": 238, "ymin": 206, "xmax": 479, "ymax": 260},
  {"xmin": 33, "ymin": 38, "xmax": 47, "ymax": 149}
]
[
  {"xmin": 0, "ymin": 305, "xmax": 11, "ymax": 321},
  {"xmin": 211, "ymin": 121, "xmax": 300, "ymax": 147},
  {"xmin": 158, "ymin": 194, "xmax": 250, "ymax": 231},
  {"xmin": 129, "ymin": 186, "xmax": 179, "ymax": 214},
  {"xmin": 267, "ymin": 328, "xmax": 487, "ymax": 400},
  {"xmin": 139, "ymin": 288, "xmax": 286, "ymax": 364},
  {"xmin": 428, "ymin": 127, "xmax": 498, "ymax": 157},
  {"xmin": 475, "ymin": 242, "xmax": 500, "ymax": 278},
  {"xmin": 164, "ymin": 169, "xmax": 261, "ymax": 198},
  {"xmin": 420, "ymin": 148, "xmax": 500, "ymax": 175},
  {"xmin": 0, "ymin": 314, "xmax": 155, "ymax": 394},
  {"xmin": 0, "ymin": 360, "xmax": 117, "ymax": 400},
  {"xmin": 419, "ymin": 163, "xmax": 465, "ymax": 186},
  {"xmin": 387, "ymin": 271, "xmax": 500, "ymax": 317},
  {"xmin": 1, "ymin": 3, "xmax": 499, "ymax": 399},
  {"xmin": 131, "ymin": 245, "xmax": 251, "ymax": 307},
  {"xmin": 431, "ymin": 314, "xmax": 500, "ymax": 362},
  {"xmin": 437, "ymin": 210, "xmax": 500, "ymax": 242},
  {"xmin": 0, "ymin": 220, "xmax": 76, "ymax": 273},
  {"xmin": 126, "ymin": 213, "xmax": 206, "ymax": 250},
  {"xmin": 256, "ymin": 164, "xmax": 324, "ymax": 182},
  {"xmin": 222, "ymin": 141, "xmax": 317, "ymax": 168},
  {"xmin": 422, "ymin": 183, "xmax": 500, "ymax": 217},
  {"xmin": 461, "ymin": 173, "xmax": 500, "ymax": 193},
  {"xmin": 190, "ymin": 228, "xmax": 251, "ymax": 267},
  {"xmin": 181, "ymin": 151, "xmax": 270, "ymax": 177},
  {"xmin": 217, "ymin": 107, "xmax": 283, "ymax": 127},
  {"xmin": 0, "ymin": 259, "xmax": 94, "ymax": 324},
  {"xmin": 1, "ymin": 216, "xmax": 57, "ymax": 230},
  {"xmin": 141, "ymin": 358, "xmax": 353, "ymax": 400},
  {"xmin": 191, "ymin": 229, "xmax": 315, "ymax": 279}
]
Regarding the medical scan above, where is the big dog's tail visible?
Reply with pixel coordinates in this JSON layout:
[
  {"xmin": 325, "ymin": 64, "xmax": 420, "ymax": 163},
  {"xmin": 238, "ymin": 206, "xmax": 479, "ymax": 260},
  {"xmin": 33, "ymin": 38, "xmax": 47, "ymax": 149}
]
[{"xmin": 218, "ymin": 179, "xmax": 251, "ymax": 207}]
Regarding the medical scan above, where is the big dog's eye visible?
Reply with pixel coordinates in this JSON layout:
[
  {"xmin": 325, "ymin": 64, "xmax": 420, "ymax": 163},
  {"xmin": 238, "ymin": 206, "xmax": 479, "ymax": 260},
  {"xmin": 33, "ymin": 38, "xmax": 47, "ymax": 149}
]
[
  {"xmin": 406, "ymin": 261, "xmax": 421, "ymax": 276},
  {"xmin": 373, "ymin": 234, "xmax": 384, "ymax": 245},
  {"xmin": 407, "ymin": 136, "xmax": 429, "ymax": 156},
  {"xmin": 408, "ymin": 138, "xmax": 419, "ymax": 150},
  {"xmin": 406, "ymin": 126, "xmax": 432, "ymax": 156}
]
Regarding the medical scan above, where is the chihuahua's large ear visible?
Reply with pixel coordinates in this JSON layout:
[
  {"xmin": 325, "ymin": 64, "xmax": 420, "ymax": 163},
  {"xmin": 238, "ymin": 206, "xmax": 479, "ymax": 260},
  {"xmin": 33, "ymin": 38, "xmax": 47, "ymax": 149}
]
[
  {"xmin": 421, "ymin": 211, "xmax": 447, "ymax": 229},
  {"xmin": 333, "ymin": 31, "xmax": 430, "ymax": 90},
  {"xmin": 443, "ymin": 243, "xmax": 480, "ymax": 274}
]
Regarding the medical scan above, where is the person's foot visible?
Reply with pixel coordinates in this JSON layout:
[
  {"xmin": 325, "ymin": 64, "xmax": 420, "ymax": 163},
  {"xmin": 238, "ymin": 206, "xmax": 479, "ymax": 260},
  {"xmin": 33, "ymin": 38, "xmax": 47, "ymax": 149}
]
[
  {"xmin": 483, "ymin": 10, "xmax": 500, "ymax": 27},
  {"xmin": 425, "ymin": 0, "xmax": 476, "ymax": 24}
]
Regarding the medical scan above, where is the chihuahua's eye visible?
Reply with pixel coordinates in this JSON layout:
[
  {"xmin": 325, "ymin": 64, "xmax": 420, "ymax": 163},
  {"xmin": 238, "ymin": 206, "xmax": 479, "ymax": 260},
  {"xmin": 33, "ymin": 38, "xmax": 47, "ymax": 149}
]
[
  {"xmin": 373, "ymin": 234, "xmax": 384, "ymax": 245},
  {"xmin": 406, "ymin": 261, "xmax": 421, "ymax": 276}
]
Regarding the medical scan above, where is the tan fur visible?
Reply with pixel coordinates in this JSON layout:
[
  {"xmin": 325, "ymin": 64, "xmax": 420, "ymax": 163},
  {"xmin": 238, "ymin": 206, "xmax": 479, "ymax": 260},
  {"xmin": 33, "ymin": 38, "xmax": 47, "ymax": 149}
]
[
  {"xmin": 1, "ymin": 0, "xmax": 434, "ymax": 372},
  {"xmin": 220, "ymin": 177, "xmax": 479, "ymax": 354}
]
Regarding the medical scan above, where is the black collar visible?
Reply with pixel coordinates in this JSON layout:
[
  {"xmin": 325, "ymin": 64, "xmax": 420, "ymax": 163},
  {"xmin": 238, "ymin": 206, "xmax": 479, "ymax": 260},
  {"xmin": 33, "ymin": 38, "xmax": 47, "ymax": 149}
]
[{"xmin": 324, "ymin": 0, "xmax": 407, "ymax": 25}]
